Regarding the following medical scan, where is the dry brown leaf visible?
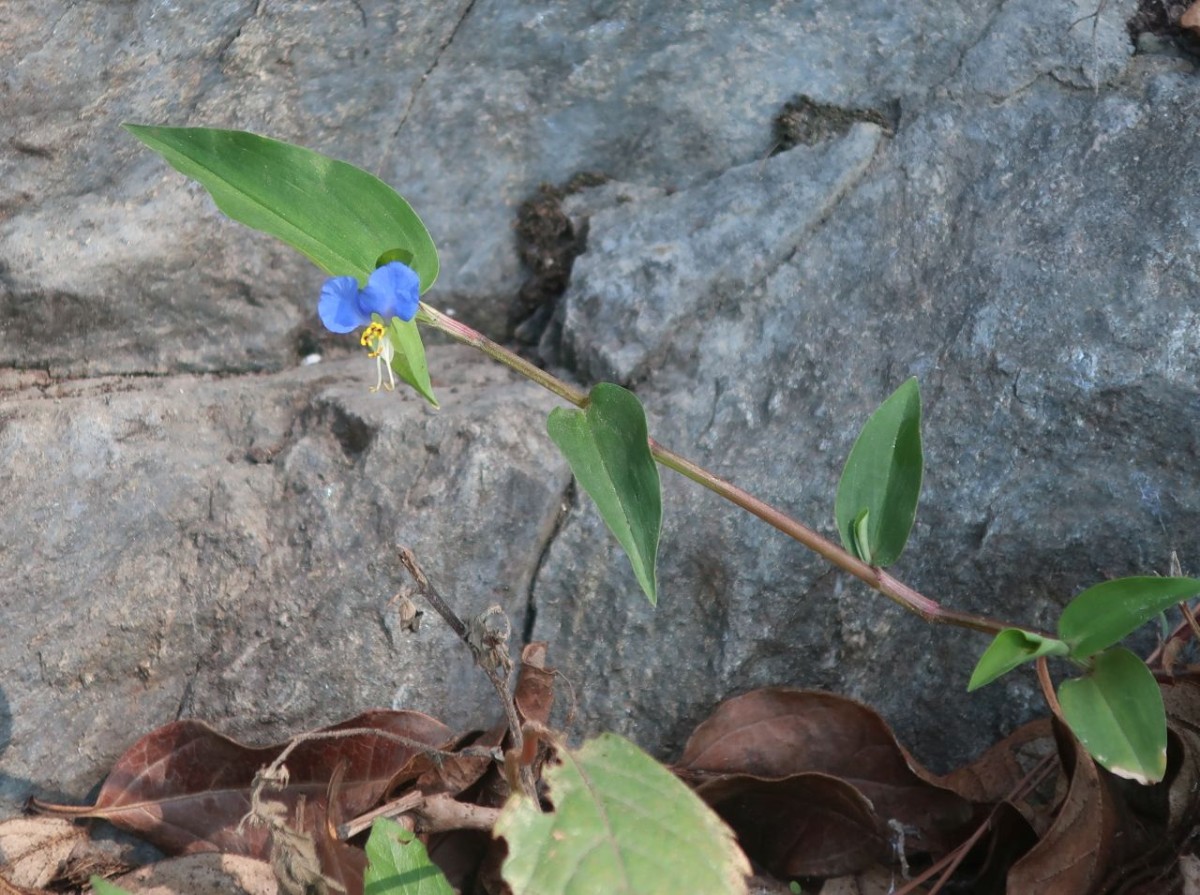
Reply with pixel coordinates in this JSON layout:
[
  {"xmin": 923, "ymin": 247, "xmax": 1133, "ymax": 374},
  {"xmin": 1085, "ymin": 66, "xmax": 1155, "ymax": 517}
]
[
  {"xmin": 1006, "ymin": 723, "xmax": 1118, "ymax": 895},
  {"xmin": 679, "ymin": 688, "xmax": 971, "ymax": 857},
  {"xmin": 937, "ymin": 718, "xmax": 1055, "ymax": 805},
  {"xmin": 0, "ymin": 817, "xmax": 129, "ymax": 890},
  {"xmin": 693, "ymin": 771, "xmax": 889, "ymax": 878},
  {"xmin": 31, "ymin": 710, "xmax": 453, "ymax": 893},
  {"xmin": 1182, "ymin": 1, "xmax": 1200, "ymax": 36},
  {"xmin": 0, "ymin": 817, "xmax": 89, "ymax": 889},
  {"xmin": 514, "ymin": 642, "xmax": 555, "ymax": 727},
  {"xmin": 103, "ymin": 853, "xmax": 278, "ymax": 895}
]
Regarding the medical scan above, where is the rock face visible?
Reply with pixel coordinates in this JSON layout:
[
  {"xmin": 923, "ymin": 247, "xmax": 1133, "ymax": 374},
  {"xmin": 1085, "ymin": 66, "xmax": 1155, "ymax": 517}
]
[{"xmin": 3, "ymin": 0, "xmax": 1198, "ymax": 808}]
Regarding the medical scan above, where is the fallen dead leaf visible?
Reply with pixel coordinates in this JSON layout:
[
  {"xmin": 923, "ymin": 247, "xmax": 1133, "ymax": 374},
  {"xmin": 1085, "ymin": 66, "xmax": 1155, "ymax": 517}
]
[
  {"xmin": 693, "ymin": 771, "xmax": 889, "ymax": 878},
  {"xmin": 1005, "ymin": 722, "xmax": 1118, "ymax": 895},
  {"xmin": 1182, "ymin": 1, "xmax": 1200, "ymax": 36},
  {"xmin": 31, "ymin": 710, "xmax": 454, "ymax": 893},
  {"xmin": 0, "ymin": 816, "xmax": 129, "ymax": 890},
  {"xmin": 679, "ymin": 689, "xmax": 972, "ymax": 858}
]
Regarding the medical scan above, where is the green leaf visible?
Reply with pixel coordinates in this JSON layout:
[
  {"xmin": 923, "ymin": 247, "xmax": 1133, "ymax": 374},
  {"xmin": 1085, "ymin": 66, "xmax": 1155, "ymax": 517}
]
[
  {"xmin": 1058, "ymin": 647, "xmax": 1167, "ymax": 784},
  {"xmin": 967, "ymin": 628, "xmax": 1070, "ymax": 692},
  {"xmin": 547, "ymin": 384, "xmax": 662, "ymax": 604},
  {"xmin": 834, "ymin": 378, "xmax": 923, "ymax": 567},
  {"xmin": 364, "ymin": 818, "xmax": 454, "ymax": 895},
  {"xmin": 1058, "ymin": 576, "xmax": 1200, "ymax": 659},
  {"xmin": 495, "ymin": 733, "xmax": 750, "ymax": 895},
  {"xmin": 90, "ymin": 877, "xmax": 134, "ymax": 895},
  {"xmin": 388, "ymin": 317, "xmax": 437, "ymax": 408},
  {"xmin": 123, "ymin": 125, "xmax": 439, "ymax": 292}
]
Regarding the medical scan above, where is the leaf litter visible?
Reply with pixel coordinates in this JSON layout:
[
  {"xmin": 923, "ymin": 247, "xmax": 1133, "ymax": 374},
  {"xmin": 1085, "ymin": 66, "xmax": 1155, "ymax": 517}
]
[{"xmin": 12, "ymin": 664, "xmax": 1200, "ymax": 893}]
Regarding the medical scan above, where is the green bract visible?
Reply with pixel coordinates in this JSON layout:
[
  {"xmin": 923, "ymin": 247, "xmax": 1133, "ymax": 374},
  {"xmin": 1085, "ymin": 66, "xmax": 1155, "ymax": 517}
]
[
  {"xmin": 835, "ymin": 378, "xmax": 923, "ymax": 567},
  {"xmin": 387, "ymin": 317, "xmax": 438, "ymax": 408}
]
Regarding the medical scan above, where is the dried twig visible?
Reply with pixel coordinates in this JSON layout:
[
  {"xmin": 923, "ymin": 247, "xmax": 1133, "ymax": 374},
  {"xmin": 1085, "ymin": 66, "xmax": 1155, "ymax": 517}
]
[{"xmin": 398, "ymin": 547, "xmax": 539, "ymax": 803}]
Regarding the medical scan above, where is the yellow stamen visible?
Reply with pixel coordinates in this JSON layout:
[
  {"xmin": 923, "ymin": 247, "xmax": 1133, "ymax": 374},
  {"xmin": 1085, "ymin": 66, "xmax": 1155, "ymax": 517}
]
[
  {"xmin": 360, "ymin": 321, "xmax": 396, "ymax": 393},
  {"xmin": 361, "ymin": 321, "xmax": 387, "ymax": 357}
]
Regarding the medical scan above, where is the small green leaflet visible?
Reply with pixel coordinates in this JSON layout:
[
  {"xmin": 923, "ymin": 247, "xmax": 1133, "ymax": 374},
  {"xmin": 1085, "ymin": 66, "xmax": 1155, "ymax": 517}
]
[
  {"xmin": 364, "ymin": 818, "xmax": 453, "ymax": 895},
  {"xmin": 834, "ymin": 378, "xmax": 923, "ymax": 567},
  {"xmin": 494, "ymin": 734, "xmax": 750, "ymax": 894},
  {"xmin": 1059, "ymin": 647, "xmax": 1167, "ymax": 784},
  {"xmin": 1058, "ymin": 576, "xmax": 1200, "ymax": 659},
  {"xmin": 547, "ymin": 384, "xmax": 662, "ymax": 604},
  {"xmin": 967, "ymin": 628, "xmax": 1069, "ymax": 692}
]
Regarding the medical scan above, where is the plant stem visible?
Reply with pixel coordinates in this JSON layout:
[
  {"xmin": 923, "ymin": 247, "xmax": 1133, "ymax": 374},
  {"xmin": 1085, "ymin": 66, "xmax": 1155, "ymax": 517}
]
[{"xmin": 420, "ymin": 304, "xmax": 1013, "ymax": 637}]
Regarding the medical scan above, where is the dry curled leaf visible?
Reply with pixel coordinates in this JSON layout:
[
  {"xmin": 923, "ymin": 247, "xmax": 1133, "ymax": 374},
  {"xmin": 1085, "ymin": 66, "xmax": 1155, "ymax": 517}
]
[
  {"xmin": 0, "ymin": 816, "xmax": 130, "ymax": 890},
  {"xmin": 31, "ymin": 710, "xmax": 453, "ymax": 893},
  {"xmin": 679, "ymin": 688, "xmax": 972, "ymax": 864},
  {"xmin": 1006, "ymin": 722, "xmax": 1119, "ymax": 894}
]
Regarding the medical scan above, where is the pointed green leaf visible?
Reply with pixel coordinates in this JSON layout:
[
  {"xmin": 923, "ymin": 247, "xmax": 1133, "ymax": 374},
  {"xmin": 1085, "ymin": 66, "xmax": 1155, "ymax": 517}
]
[
  {"xmin": 388, "ymin": 317, "xmax": 437, "ymax": 408},
  {"xmin": 1058, "ymin": 576, "xmax": 1200, "ymax": 659},
  {"xmin": 1058, "ymin": 647, "xmax": 1167, "ymax": 784},
  {"xmin": 364, "ymin": 818, "xmax": 454, "ymax": 895},
  {"xmin": 495, "ymin": 734, "xmax": 750, "ymax": 895},
  {"xmin": 123, "ymin": 125, "xmax": 439, "ymax": 292},
  {"xmin": 547, "ymin": 384, "xmax": 661, "ymax": 604},
  {"xmin": 834, "ymin": 378, "xmax": 923, "ymax": 567},
  {"xmin": 967, "ymin": 628, "xmax": 1069, "ymax": 692},
  {"xmin": 90, "ymin": 878, "xmax": 134, "ymax": 895}
]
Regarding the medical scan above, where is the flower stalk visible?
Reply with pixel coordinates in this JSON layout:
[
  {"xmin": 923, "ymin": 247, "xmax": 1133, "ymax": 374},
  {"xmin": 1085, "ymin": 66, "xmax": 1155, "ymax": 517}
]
[{"xmin": 420, "ymin": 304, "xmax": 1011, "ymax": 636}]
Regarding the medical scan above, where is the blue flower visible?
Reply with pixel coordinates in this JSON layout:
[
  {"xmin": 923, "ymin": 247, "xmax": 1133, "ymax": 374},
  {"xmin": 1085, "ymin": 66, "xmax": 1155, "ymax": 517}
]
[{"xmin": 318, "ymin": 261, "xmax": 420, "ymax": 333}]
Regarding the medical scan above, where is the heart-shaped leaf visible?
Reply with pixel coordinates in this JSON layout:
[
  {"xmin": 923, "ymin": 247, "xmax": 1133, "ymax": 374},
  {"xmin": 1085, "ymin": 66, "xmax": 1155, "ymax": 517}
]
[
  {"xmin": 834, "ymin": 378, "xmax": 923, "ymax": 567},
  {"xmin": 124, "ymin": 125, "xmax": 439, "ymax": 292},
  {"xmin": 1058, "ymin": 576, "xmax": 1200, "ymax": 659},
  {"xmin": 495, "ymin": 734, "xmax": 750, "ymax": 894},
  {"xmin": 968, "ymin": 628, "xmax": 1069, "ymax": 692},
  {"xmin": 1059, "ymin": 647, "xmax": 1167, "ymax": 784},
  {"xmin": 547, "ymin": 384, "xmax": 662, "ymax": 604}
]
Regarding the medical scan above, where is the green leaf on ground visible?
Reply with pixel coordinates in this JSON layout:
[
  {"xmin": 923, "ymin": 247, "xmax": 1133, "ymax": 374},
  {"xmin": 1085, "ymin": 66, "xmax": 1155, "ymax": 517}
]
[
  {"xmin": 1059, "ymin": 647, "xmax": 1167, "ymax": 784},
  {"xmin": 967, "ymin": 629, "xmax": 1069, "ymax": 691},
  {"xmin": 123, "ymin": 125, "xmax": 439, "ymax": 292},
  {"xmin": 834, "ymin": 378, "xmax": 923, "ymax": 567},
  {"xmin": 90, "ymin": 877, "xmax": 133, "ymax": 895},
  {"xmin": 387, "ymin": 317, "xmax": 437, "ymax": 408},
  {"xmin": 547, "ymin": 384, "xmax": 662, "ymax": 604},
  {"xmin": 495, "ymin": 733, "xmax": 750, "ymax": 895},
  {"xmin": 364, "ymin": 818, "xmax": 453, "ymax": 895},
  {"xmin": 1058, "ymin": 576, "xmax": 1200, "ymax": 659}
]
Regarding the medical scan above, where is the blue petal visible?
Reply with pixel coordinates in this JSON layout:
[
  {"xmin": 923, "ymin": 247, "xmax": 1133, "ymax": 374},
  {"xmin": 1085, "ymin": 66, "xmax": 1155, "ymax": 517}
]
[
  {"xmin": 361, "ymin": 262, "xmax": 420, "ymax": 322},
  {"xmin": 319, "ymin": 276, "xmax": 369, "ymax": 333}
]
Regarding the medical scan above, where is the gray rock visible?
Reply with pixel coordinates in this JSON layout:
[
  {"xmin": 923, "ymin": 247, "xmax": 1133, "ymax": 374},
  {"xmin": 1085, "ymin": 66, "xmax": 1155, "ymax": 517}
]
[
  {"xmin": 536, "ymin": 53, "xmax": 1198, "ymax": 770},
  {"xmin": 0, "ymin": 349, "xmax": 569, "ymax": 807},
  {"xmin": 3, "ymin": 0, "xmax": 1003, "ymax": 377},
  {"xmin": 0, "ymin": 0, "xmax": 1189, "ymax": 811}
]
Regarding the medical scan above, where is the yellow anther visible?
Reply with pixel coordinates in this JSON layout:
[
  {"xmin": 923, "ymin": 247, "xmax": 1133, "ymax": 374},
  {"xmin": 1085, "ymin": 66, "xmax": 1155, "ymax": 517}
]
[{"xmin": 360, "ymin": 321, "xmax": 387, "ymax": 358}]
